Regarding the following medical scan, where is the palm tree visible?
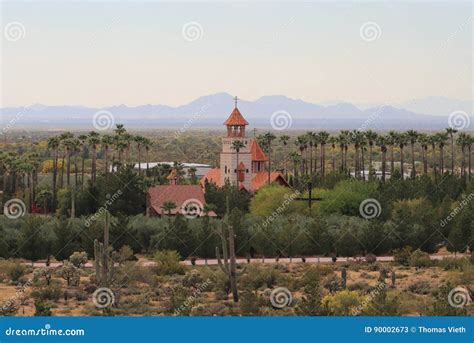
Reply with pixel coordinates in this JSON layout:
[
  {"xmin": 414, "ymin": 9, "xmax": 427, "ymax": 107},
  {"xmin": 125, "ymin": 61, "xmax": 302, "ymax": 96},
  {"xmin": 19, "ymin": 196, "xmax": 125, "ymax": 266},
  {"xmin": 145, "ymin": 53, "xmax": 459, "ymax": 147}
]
[
  {"xmin": 231, "ymin": 140, "xmax": 246, "ymax": 189},
  {"xmin": 87, "ymin": 131, "xmax": 101, "ymax": 184},
  {"xmin": 305, "ymin": 132, "xmax": 316, "ymax": 175},
  {"xmin": 143, "ymin": 137, "xmax": 152, "ymax": 174},
  {"xmin": 134, "ymin": 135, "xmax": 145, "ymax": 175},
  {"xmin": 351, "ymin": 130, "xmax": 364, "ymax": 178},
  {"xmin": 365, "ymin": 130, "xmax": 378, "ymax": 172},
  {"xmin": 279, "ymin": 135, "xmax": 290, "ymax": 146},
  {"xmin": 328, "ymin": 136, "xmax": 337, "ymax": 171},
  {"xmin": 47, "ymin": 137, "xmax": 60, "ymax": 210},
  {"xmin": 418, "ymin": 133, "xmax": 429, "ymax": 175},
  {"xmin": 388, "ymin": 131, "xmax": 398, "ymax": 175},
  {"xmin": 436, "ymin": 132, "xmax": 448, "ymax": 175},
  {"xmin": 397, "ymin": 133, "xmax": 408, "ymax": 179},
  {"xmin": 467, "ymin": 135, "xmax": 473, "ymax": 179},
  {"xmin": 318, "ymin": 131, "xmax": 330, "ymax": 178},
  {"xmin": 78, "ymin": 134, "xmax": 88, "ymax": 186},
  {"xmin": 295, "ymin": 135, "xmax": 307, "ymax": 176},
  {"xmin": 406, "ymin": 130, "xmax": 419, "ymax": 179},
  {"xmin": 263, "ymin": 132, "xmax": 276, "ymax": 184},
  {"xmin": 70, "ymin": 138, "xmax": 80, "ymax": 187},
  {"xmin": 161, "ymin": 201, "xmax": 177, "ymax": 216},
  {"xmin": 456, "ymin": 133, "xmax": 467, "ymax": 179},
  {"xmin": 114, "ymin": 124, "xmax": 126, "ymax": 136},
  {"xmin": 446, "ymin": 127, "xmax": 458, "ymax": 175},
  {"xmin": 376, "ymin": 135, "xmax": 388, "ymax": 181},
  {"xmin": 36, "ymin": 189, "xmax": 52, "ymax": 214},
  {"xmin": 289, "ymin": 152, "xmax": 301, "ymax": 178},
  {"xmin": 360, "ymin": 139, "xmax": 367, "ymax": 180},
  {"xmin": 101, "ymin": 134, "xmax": 114, "ymax": 175},
  {"xmin": 428, "ymin": 134, "xmax": 438, "ymax": 179},
  {"xmin": 188, "ymin": 167, "xmax": 198, "ymax": 184},
  {"xmin": 59, "ymin": 132, "xmax": 73, "ymax": 188}
]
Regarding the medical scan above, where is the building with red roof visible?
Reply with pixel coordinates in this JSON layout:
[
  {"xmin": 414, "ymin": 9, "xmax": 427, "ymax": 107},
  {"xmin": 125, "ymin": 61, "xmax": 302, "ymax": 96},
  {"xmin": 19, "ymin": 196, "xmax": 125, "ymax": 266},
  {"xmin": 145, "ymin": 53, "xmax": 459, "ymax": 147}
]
[{"xmin": 201, "ymin": 97, "xmax": 288, "ymax": 192}]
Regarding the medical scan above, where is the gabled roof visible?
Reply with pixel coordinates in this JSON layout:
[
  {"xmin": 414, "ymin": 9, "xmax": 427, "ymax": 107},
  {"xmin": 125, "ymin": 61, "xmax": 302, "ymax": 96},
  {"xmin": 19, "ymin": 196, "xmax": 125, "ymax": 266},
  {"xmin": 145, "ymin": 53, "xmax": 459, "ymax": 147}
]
[
  {"xmin": 250, "ymin": 139, "xmax": 268, "ymax": 162},
  {"xmin": 251, "ymin": 171, "xmax": 289, "ymax": 190},
  {"xmin": 148, "ymin": 185, "xmax": 216, "ymax": 217},
  {"xmin": 223, "ymin": 107, "xmax": 249, "ymax": 126},
  {"xmin": 200, "ymin": 168, "xmax": 222, "ymax": 187}
]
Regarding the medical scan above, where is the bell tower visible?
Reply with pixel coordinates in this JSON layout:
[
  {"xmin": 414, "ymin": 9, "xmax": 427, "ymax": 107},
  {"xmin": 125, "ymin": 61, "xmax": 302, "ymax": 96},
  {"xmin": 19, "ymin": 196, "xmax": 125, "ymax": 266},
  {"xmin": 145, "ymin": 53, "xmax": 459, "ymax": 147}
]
[{"xmin": 220, "ymin": 97, "xmax": 252, "ymax": 190}]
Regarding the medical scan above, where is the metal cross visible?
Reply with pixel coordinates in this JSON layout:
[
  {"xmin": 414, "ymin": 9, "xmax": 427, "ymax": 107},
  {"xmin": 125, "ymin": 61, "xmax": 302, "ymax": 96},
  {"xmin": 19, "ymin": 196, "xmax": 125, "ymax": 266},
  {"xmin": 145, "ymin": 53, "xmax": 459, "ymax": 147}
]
[
  {"xmin": 234, "ymin": 96, "xmax": 238, "ymax": 108},
  {"xmin": 295, "ymin": 181, "xmax": 323, "ymax": 213}
]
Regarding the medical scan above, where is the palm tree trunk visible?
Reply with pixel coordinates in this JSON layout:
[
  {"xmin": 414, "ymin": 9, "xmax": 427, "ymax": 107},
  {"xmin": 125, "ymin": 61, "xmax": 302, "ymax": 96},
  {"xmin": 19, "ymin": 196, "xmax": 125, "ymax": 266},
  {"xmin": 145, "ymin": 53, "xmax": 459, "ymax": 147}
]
[
  {"xmin": 440, "ymin": 147, "xmax": 444, "ymax": 175},
  {"xmin": 450, "ymin": 135, "xmax": 455, "ymax": 175},
  {"xmin": 423, "ymin": 147, "xmax": 428, "ymax": 175},
  {"xmin": 390, "ymin": 146, "xmax": 395, "ymax": 175},
  {"xmin": 361, "ymin": 149, "xmax": 365, "ymax": 180},
  {"xmin": 381, "ymin": 148, "xmax": 386, "ymax": 181},
  {"xmin": 92, "ymin": 145, "xmax": 97, "ymax": 184},
  {"xmin": 81, "ymin": 153, "xmax": 85, "ymax": 186},
  {"xmin": 468, "ymin": 146, "xmax": 471, "ymax": 179},
  {"xmin": 66, "ymin": 148, "xmax": 71, "ymax": 186},
  {"xmin": 411, "ymin": 143, "xmax": 416, "ymax": 179},
  {"xmin": 400, "ymin": 146, "xmax": 404, "ymax": 178}
]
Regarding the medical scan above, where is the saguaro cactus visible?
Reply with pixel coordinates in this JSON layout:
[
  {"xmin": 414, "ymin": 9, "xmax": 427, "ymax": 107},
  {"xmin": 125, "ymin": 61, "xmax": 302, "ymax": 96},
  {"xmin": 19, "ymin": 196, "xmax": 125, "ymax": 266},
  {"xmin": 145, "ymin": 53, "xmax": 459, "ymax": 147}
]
[
  {"xmin": 93, "ymin": 211, "xmax": 115, "ymax": 287},
  {"xmin": 391, "ymin": 271, "xmax": 396, "ymax": 288},
  {"xmin": 341, "ymin": 267, "xmax": 347, "ymax": 289},
  {"xmin": 216, "ymin": 223, "xmax": 239, "ymax": 303}
]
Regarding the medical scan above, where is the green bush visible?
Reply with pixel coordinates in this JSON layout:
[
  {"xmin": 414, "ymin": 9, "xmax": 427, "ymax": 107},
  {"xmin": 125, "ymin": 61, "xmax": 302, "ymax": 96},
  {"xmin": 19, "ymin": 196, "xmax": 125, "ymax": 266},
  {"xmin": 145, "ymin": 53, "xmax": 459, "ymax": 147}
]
[
  {"xmin": 409, "ymin": 249, "xmax": 432, "ymax": 268},
  {"xmin": 31, "ymin": 285, "xmax": 62, "ymax": 301},
  {"xmin": 154, "ymin": 250, "xmax": 186, "ymax": 276},
  {"xmin": 6, "ymin": 262, "xmax": 27, "ymax": 283},
  {"xmin": 438, "ymin": 257, "xmax": 470, "ymax": 271},
  {"xmin": 34, "ymin": 300, "xmax": 52, "ymax": 316},
  {"xmin": 393, "ymin": 247, "xmax": 413, "ymax": 266},
  {"xmin": 240, "ymin": 265, "xmax": 281, "ymax": 290},
  {"xmin": 407, "ymin": 280, "xmax": 432, "ymax": 295},
  {"xmin": 322, "ymin": 274, "xmax": 344, "ymax": 293}
]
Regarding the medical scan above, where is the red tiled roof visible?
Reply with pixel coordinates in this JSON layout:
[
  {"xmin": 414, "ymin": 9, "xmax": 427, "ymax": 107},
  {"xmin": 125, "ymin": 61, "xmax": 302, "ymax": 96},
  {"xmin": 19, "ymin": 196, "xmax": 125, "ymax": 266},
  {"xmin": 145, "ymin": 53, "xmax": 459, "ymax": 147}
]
[
  {"xmin": 200, "ymin": 168, "xmax": 222, "ymax": 187},
  {"xmin": 251, "ymin": 171, "xmax": 289, "ymax": 191},
  {"xmin": 223, "ymin": 107, "xmax": 249, "ymax": 126},
  {"xmin": 250, "ymin": 139, "xmax": 268, "ymax": 161},
  {"xmin": 148, "ymin": 185, "xmax": 216, "ymax": 217}
]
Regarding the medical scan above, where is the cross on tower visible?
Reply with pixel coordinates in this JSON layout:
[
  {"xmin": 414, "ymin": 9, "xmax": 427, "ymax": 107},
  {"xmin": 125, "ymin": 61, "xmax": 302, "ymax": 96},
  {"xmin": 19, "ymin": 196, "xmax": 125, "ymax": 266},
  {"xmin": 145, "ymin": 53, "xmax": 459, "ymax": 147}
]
[
  {"xmin": 234, "ymin": 96, "xmax": 238, "ymax": 108},
  {"xmin": 253, "ymin": 128, "xmax": 257, "ymax": 139}
]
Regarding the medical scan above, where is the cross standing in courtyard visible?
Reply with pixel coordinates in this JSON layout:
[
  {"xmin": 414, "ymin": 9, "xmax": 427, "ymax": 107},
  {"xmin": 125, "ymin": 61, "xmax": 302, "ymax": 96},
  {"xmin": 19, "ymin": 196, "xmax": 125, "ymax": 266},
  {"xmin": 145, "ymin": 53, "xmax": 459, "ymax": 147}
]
[{"xmin": 295, "ymin": 181, "xmax": 323, "ymax": 213}]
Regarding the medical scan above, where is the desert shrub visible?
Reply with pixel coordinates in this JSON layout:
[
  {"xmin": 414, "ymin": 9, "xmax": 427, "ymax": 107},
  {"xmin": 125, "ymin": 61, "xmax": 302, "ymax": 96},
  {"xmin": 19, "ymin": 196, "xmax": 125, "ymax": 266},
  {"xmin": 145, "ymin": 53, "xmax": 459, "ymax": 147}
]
[
  {"xmin": 33, "ymin": 268, "xmax": 53, "ymax": 286},
  {"xmin": 34, "ymin": 300, "xmax": 52, "ymax": 316},
  {"xmin": 323, "ymin": 274, "xmax": 344, "ymax": 293},
  {"xmin": 407, "ymin": 280, "xmax": 432, "ymax": 295},
  {"xmin": 365, "ymin": 254, "xmax": 377, "ymax": 264},
  {"xmin": 438, "ymin": 257, "xmax": 470, "ymax": 271},
  {"xmin": 359, "ymin": 272, "xmax": 375, "ymax": 280},
  {"xmin": 322, "ymin": 290, "xmax": 363, "ymax": 316},
  {"xmin": 393, "ymin": 247, "xmax": 413, "ymax": 266},
  {"xmin": 429, "ymin": 282, "xmax": 467, "ymax": 316},
  {"xmin": 296, "ymin": 279, "xmax": 326, "ymax": 316},
  {"xmin": 6, "ymin": 262, "xmax": 27, "ymax": 283},
  {"xmin": 240, "ymin": 265, "xmax": 281, "ymax": 290},
  {"xmin": 240, "ymin": 290, "xmax": 263, "ymax": 315},
  {"xmin": 166, "ymin": 285, "xmax": 191, "ymax": 315},
  {"xmin": 0, "ymin": 300, "xmax": 19, "ymax": 316},
  {"xmin": 154, "ymin": 250, "xmax": 186, "ymax": 276},
  {"xmin": 57, "ymin": 261, "xmax": 81, "ymax": 287},
  {"xmin": 409, "ymin": 249, "xmax": 432, "ymax": 268},
  {"xmin": 348, "ymin": 281, "xmax": 369, "ymax": 291},
  {"xmin": 182, "ymin": 269, "xmax": 205, "ymax": 288},
  {"xmin": 31, "ymin": 285, "xmax": 61, "ymax": 301},
  {"xmin": 119, "ymin": 262, "xmax": 157, "ymax": 287},
  {"xmin": 74, "ymin": 290, "xmax": 88, "ymax": 301},
  {"xmin": 69, "ymin": 251, "xmax": 88, "ymax": 268}
]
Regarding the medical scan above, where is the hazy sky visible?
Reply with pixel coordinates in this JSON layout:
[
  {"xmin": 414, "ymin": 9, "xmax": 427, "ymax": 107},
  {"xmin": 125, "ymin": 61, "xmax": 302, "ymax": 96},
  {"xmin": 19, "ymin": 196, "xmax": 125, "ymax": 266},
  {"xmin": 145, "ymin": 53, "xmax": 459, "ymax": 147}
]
[{"xmin": 1, "ymin": 1, "xmax": 472, "ymax": 107}]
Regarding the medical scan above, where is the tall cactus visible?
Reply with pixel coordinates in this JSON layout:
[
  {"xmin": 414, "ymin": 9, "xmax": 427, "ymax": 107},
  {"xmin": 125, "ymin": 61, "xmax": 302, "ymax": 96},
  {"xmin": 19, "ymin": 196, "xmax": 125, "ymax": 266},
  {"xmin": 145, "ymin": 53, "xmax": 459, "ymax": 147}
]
[
  {"xmin": 216, "ymin": 223, "xmax": 239, "ymax": 303},
  {"xmin": 341, "ymin": 267, "xmax": 347, "ymax": 289},
  {"xmin": 94, "ymin": 211, "xmax": 115, "ymax": 287},
  {"xmin": 391, "ymin": 271, "xmax": 396, "ymax": 288}
]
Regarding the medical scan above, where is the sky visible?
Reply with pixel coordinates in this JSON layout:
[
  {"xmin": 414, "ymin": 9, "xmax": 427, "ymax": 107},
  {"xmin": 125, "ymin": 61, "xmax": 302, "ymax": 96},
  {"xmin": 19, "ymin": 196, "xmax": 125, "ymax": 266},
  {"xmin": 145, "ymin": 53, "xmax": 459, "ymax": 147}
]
[{"xmin": 0, "ymin": 1, "xmax": 472, "ymax": 107}]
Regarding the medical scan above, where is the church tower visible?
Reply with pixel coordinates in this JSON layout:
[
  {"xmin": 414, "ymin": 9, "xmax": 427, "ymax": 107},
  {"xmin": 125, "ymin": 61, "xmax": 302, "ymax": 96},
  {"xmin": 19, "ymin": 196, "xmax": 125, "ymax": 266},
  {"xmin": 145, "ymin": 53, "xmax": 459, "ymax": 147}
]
[{"xmin": 220, "ymin": 97, "xmax": 252, "ymax": 190}]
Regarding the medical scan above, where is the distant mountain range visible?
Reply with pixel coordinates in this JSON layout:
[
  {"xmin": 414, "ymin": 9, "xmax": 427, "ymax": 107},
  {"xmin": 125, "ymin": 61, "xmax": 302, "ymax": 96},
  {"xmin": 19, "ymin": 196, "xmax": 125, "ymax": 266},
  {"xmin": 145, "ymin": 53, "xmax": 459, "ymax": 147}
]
[{"xmin": 0, "ymin": 93, "xmax": 472, "ymax": 130}]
